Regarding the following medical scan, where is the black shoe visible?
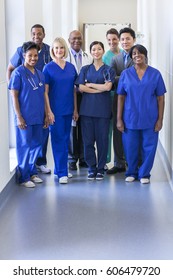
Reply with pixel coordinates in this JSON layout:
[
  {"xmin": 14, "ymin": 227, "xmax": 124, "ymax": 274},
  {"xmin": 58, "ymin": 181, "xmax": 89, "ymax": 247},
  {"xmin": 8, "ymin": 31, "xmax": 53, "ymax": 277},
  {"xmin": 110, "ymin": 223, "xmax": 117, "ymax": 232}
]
[
  {"xmin": 107, "ymin": 166, "xmax": 126, "ymax": 174},
  {"xmin": 96, "ymin": 173, "xmax": 104, "ymax": 180},
  {"xmin": 79, "ymin": 161, "xmax": 88, "ymax": 168},
  {"xmin": 88, "ymin": 173, "xmax": 96, "ymax": 180},
  {"xmin": 69, "ymin": 162, "xmax": 77, "ymax": 170}
]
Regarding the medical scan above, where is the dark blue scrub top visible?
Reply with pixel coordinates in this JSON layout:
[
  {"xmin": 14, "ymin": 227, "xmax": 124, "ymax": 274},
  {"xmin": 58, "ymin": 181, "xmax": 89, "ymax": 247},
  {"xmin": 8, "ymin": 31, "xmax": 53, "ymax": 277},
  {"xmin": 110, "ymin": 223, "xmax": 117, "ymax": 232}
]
[{"xmin": 76, "ymin": 64, "xmax": 115, "ymax": 118}]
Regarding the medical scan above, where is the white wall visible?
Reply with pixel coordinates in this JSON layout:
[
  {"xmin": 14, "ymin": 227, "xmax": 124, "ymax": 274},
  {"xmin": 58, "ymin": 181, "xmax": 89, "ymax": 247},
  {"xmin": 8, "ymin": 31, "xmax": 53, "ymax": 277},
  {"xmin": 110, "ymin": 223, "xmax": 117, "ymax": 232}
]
[
  {"xmin": 0, "ymin": 0, "xmax": 11, "ymax": 191},
  {"xmin": 137, "ymin": 0, "xmax": 173, "ymax": 182},
  {"xmin": 78, "ymin": 0, "xmax": 137, "ymax": 34}
]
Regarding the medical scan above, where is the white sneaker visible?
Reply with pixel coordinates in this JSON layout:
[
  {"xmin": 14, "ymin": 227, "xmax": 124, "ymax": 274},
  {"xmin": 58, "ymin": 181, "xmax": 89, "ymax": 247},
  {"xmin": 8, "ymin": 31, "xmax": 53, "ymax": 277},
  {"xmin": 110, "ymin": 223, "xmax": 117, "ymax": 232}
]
[
  {"xmin": 59, "ymin": 176, "xmax": 68, "ymax": 184},
  {"xmin": 125, "ymin": 176, "xmax": 135, "ymax": 182},
  {"xmin": 68, "ymin": 173, "xmax": 73, "ymax": 178},
  {"xmin": 36, "ymin": 165, "xmax": 51, "ymax": 174},
  {"xmin": 104, "ymin": 164, "xmax": 108, "ymax": 171},
  {"xmin": 31, "ymin": 175, "xmax": 43, "ymax": 183},
  {"xmin": 140, "ymin": 178, "xmax": 150, "ymax": 184},
  {"xmin": 20, "ymin": 181, "xmax": 35, "ymax": 188}
]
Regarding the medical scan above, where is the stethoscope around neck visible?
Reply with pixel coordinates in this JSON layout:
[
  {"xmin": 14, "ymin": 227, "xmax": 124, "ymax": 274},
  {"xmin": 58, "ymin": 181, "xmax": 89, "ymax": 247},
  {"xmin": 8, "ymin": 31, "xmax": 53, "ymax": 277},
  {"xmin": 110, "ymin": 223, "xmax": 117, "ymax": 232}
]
[
  {"xmin": 23, "ymin": 65, "xmax": 43, "ymax": 91},
  {"xmin": 40, "ymin": 44, "xmax": 51, "ymax": 64}
]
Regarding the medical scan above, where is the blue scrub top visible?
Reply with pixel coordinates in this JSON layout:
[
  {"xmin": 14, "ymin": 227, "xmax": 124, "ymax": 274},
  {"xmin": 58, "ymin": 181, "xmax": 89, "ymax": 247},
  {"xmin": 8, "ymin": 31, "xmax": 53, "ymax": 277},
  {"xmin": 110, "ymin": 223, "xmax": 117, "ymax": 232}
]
[
  {"xmin": 76, "ymin": 64, "xmax": 115, "ymax": 118},
  {"xmin": 10, "ymin": 43, "xmax": 51, "ymax": 71},
  {"xmin": 117, "ymin": 65, "xmax": 166, "ymax": 129},
  {"xmin": 43, "ymin": 61, "xmax": 77, "ymax": 116},
  {"xmin": 8, "ymin": 65, "xmax": 45, "ymax": 126}
]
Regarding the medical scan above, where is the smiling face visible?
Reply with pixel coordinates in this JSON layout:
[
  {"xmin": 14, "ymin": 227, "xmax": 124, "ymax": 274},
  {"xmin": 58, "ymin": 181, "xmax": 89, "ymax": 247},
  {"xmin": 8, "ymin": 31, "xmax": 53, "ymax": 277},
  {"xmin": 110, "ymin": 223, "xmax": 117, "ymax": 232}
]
[
  {"xmin": 31, "ymin": 27, "xmax": 45, "ymax": 48},
  {"xmin": 106, "ymin": 33, "xmax": 119, "ymax": 52},
  {"xmin": 120, "ymin": 32, "xmax": 135, "ymax": 52},
  {"xmin": 24, "ymin": 48, "xmax": 38, "ymax": 68},
  {"xmin": 132, "ymin": 48, "xmax": 146, "ymax": 65},
  {"xmin": 68, "ymin": 31, "xmax": 83, "ymax": 52},
  {"xmin": 90, "ymin": 43, "xmax": 104, "ymax": 60},
  {"xmin": 53, "ymin": 42, "xmax": 65, "ymax": 59}
]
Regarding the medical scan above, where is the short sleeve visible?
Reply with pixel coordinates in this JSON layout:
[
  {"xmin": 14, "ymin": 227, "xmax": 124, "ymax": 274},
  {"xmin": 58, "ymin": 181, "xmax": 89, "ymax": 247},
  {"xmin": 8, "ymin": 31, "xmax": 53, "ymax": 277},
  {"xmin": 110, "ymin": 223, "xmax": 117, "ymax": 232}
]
[
  {"xmin": 155, "ymin": 72, "xmax": 166, "ymax": 96},
  {"xmin": 116, "ymin": 70, "xmax": 126, "ymax": 95},
  {"xmin": 10, "ymin": 47, "xmax": 23, "ymax": 68},
  {"xmin": 8, "ymin": 69, "xmax": 21, "ymax": 91},
  {"xmin": 43, "ymin": 65, "xmax": 51, "ymax": 85},
  {"xmin": 75, "ymin": 65, "xmax": 90, "ymax": 85},
  {"xmin": 109, "ymin": 67, "xmax": 116, "ymax": 83}
]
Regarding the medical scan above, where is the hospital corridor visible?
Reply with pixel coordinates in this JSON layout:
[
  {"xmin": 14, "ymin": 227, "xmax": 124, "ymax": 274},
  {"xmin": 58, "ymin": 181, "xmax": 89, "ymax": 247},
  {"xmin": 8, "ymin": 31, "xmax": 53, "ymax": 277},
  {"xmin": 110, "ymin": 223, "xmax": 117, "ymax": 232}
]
[
  {"xmin": 1, "ymin": 0, "xmax": 173, "ymax": 262},
  {"xmin": 0, "ymin": 143, "xmax": 173, "ymax": 260}
]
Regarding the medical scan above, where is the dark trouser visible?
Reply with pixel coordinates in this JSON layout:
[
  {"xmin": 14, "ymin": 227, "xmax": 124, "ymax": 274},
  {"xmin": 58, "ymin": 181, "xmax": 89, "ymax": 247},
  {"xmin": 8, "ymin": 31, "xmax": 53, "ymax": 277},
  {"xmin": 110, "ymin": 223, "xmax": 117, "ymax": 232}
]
[
  {"xmin": 36, "ymin": 127, "xmax": 49, "ymax": 166},
  {"xmin": 68, "ymin": 93, "xmax": 85, "ymax": 164},
  {"xmin": 81, "ymin": 116, "xmax": 110, "ymax": 174},
  {"xmin": 112, "ymin": 94, "xmax": 126, "ymax": 168}
]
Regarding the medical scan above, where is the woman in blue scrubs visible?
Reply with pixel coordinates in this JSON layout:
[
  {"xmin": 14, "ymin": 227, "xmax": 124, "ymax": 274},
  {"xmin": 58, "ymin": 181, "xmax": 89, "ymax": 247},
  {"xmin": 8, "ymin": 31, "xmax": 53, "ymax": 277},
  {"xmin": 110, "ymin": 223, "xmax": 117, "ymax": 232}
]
[
  {"xmin": 76, "ymin": 41, "xmax": 115, "ymax": 180},
  {"xmin": 117, "ymin": 44, "xmax": 166, "ymax": 184},
  {"xmin": 7, "ymin": 24, "xmax": 52, "ymax": 175},
  {"xmin": 43, "ymin": 37, "xmax": 78, "ymax": 184},
  {"xmin": 9, "ymin": 41, "xmax": 46, "ymax": 188}
]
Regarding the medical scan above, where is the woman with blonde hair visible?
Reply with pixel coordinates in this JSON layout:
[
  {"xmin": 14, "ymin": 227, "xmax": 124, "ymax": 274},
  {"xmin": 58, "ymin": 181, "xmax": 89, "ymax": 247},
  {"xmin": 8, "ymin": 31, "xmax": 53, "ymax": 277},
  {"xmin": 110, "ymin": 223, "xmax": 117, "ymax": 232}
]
[{"xmin": 43, "ymin": 37, "xmax": 78, "ymax": 184}]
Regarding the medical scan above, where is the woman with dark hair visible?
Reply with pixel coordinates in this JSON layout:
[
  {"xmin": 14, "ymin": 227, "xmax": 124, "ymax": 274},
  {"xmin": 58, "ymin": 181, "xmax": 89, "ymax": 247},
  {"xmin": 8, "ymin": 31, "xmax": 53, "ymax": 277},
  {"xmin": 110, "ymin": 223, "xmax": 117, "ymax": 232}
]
[
  {"xmin": 76, "ymin": 41, "xmax": 115, "ymax": 180},
  {"xmin": 117, "ymin": 44, "xmax": 166, "ymax": 184},
  {"xmin": 9, "ymin": 41, "xmax": 47, "ymax": 188}
]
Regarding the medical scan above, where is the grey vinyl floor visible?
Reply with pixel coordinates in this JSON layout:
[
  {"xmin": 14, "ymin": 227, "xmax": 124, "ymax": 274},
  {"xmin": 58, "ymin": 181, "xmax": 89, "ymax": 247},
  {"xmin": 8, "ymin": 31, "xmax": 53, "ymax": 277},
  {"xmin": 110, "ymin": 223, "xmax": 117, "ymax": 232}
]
[{"xmin": 0, "ymin": 148, "xmax": 173, "ymax": 260}]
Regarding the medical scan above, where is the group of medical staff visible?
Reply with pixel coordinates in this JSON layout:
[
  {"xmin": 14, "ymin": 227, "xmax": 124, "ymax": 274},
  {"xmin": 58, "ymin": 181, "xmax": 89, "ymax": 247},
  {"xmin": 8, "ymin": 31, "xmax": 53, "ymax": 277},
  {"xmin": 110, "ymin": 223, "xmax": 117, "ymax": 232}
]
[{"xmin": 7, "ymin": 24, "xmax": 166, "ymax": 187}]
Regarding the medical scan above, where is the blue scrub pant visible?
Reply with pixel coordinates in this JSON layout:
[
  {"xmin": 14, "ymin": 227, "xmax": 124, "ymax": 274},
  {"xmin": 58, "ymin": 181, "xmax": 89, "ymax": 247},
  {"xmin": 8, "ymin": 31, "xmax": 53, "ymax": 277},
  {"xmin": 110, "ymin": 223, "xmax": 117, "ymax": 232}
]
[
  {"xmin": 123, "ymin": 128, "xmax": 158, "ymax": 179},
  {"xmin": 50, "ymin": 115, "xmax": 72, "ymax": 178},
  {"xmin": 81, "ymin": 116, "xmax": 110, "ymax": 174},
  {"xmin": 15, "ymin": 125, "xmax": 43, "ymax": 183},
  {"xmin": 36, "ymin": 128, "xmax": 49, "ymax": 166}
]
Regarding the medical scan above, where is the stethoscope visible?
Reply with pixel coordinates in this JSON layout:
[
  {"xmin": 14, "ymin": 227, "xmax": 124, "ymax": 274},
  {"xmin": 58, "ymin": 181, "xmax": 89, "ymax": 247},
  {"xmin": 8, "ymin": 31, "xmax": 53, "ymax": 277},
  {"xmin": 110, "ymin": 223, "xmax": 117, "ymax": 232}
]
[
  {"xmin": 23, "ymin": 65, "xmax": 43, "ymax": 91},
  {"xmin": 39, "ymin": 44, "xmax": 51, "ymax": 65}
]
